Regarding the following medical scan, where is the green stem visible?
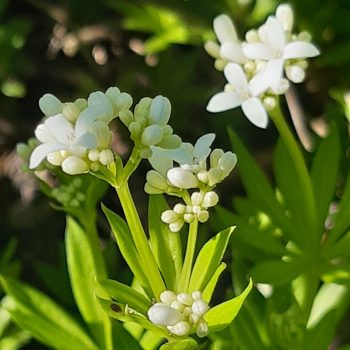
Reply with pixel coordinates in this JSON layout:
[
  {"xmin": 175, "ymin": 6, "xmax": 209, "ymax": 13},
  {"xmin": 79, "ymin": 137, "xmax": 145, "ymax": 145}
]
[
  {"xmin": 115, "ymin": 182, "xmax": 165, "ymax": 299},
  {"xmin": 121, "ymin": 146, "xmax": 142, "ymax": 183},
  {"xmin": 177, "ymin": 220, "xmax": 199, "ymax": 293},
  {"xmin": 270, "ymin": 105, "xmax": 317, "ymax": 239}
]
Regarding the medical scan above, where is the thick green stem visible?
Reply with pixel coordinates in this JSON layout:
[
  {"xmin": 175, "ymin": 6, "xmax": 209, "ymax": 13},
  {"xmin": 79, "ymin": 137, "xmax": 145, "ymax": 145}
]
[
  {"xmin": 177, "ymin": 220, "xmax": 199, "ymax": 293},
  {"xmin": 270, "ymin": 106, "xmax": 317, "ymax": 239},
  {"xmin": 115, "ymin": 182, "xmax": 165, "ymax": 299},
  {"xmin": 122, "ymin": 146, "xmax": 142, "ymax": 182}
]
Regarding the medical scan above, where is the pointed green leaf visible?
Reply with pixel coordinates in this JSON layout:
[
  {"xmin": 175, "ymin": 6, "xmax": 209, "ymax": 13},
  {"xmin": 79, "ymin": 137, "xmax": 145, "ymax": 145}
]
[
  {"xmin": 228, "ymin": 129, "xmax": 295, "ymax": 241},
  {"xmin": 160, "ymin": 338, "xmax": 198, "ymax": 350},
  {"xmin": 149, "ymin": 195, "xmax": 182, "ymax": 291},
  {"xmin": 204, "ymin": 279, "xmax": 253, "ymax": 332},
  {"xmin": 102, "ymin": 204, "xmax": 151, "ymax": 294},
  {"xmin": 251, "ymin": 260, "xmax": 304, "ymax": 286},
  {"xmin": 140, "ymin": 329, "xmax": 162, "ymax": 350},
  {"xmin": 65, "ymin": 217, "xmax": 108, "ymax": 346},
  {"xmin": 111, "ymin": 321, "xmax": 143, "ymax": 350},
  {"xmin": 0, "ymin": 276, "xmax": 98, "ymax": 350},
  {"xmin": 97, "ymin": 279, "xmax": 151, "ymax": 315},
  {"xmin": 202, "ymin": 263, "xmax": 226, "ymax": 303},
  {"xmin": 189, "ymin": 227, "xmax": 233, "ymax": 292},
  {"xmin": 311, "ymin": 125, "xmax": 340, "ymax": 232}
]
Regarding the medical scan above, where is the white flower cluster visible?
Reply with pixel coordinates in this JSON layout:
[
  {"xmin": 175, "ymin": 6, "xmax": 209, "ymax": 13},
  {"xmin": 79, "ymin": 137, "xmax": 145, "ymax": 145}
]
[
  {"xmin": 145, "ymin": 133, "xmax": 236, "ymax": 231},
  {"xmin": 29, "ymin": 87, "xmax": 132, "ymax": 175},
  {"xmin": 148, "ymin": 290, "xmax": 209, "ymax": 338},
  {"xmin": 205, "ymin": 3, "xmax": 320, "ymax": 128},
  {"xmin": 119, "ymin": 95, "xmax": 181, "ymax": 158},
  {"xmin": 161, "ymin": 191, "xmax": 219, "ymax": 232}
]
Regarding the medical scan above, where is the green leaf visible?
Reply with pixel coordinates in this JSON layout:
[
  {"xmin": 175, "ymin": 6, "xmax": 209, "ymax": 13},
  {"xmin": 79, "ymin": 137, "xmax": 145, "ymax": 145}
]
[
  {"xmin": 202, "ymin": 263, "xmax": 226, "ymax": 303},
  {"xmin": 204, "ymin": 279, "xmax": 253, "ymax": 332},
  {"xmin": 97, "ymin": 279, "xmax": 151, "ymax": 315},
  {"xmin": 325, "ymin": 230, "xmax": 350, "ymax": 258},
  {"xmin": 188, "ymin": 227, "xmax": 233, "ymax": 292},
  {"xmin": 0, "ymin": 276, "xmax": 98, "ymax": 350},
  {"xmin": 250, "ymin": 260, "xmax": 304, "ymax": 286},
  {"xmin": 102, "ymin": 204, "xmax": 151, "ymax": 294},
  {"xmin": 274, "ymin": 139, "xmax": 314, "ymax": 244},
  {"xmin": 311, "ymin": 125, "xmax": 340, "ymax": 232},
  {"xmin": 228, "ymin": 129, "xmax": 295, "ymax": 241},
  {"xmin": 149, "ymin": 195, "xmax": 182, "ymax": 291},
  {"xmin": 111, "ymin": 321, "xmax": 143, "ymax": 350},
  {"xmin": 160, "ymin": 338, "xmax": 198, "ymax": 350},
  {"xmin": 65, "ymin": 217, "xmax": 108, "ymax": 347},
  {"xmin": 140, "ymin": 329, "xmax": 162, "ymax": 350}
]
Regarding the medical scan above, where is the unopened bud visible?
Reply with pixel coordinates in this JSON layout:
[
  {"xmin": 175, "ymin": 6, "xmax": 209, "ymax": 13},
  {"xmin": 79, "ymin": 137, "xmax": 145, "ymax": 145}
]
[
  {"xmin": 169, "ymin": 219, "xmax": 184, "ymax": 233},
  {"xmin": 88, "ymin": 149, "xmax": 100, "ymax": 162},
  {"xmin": 202, "ymin": 191, "xmax": 219, "ymax": 208},
  {"xmin": 16, "ymin": 143, "xmax": 31, "ymax": 160},
  {"xmin": 210, "ymin": 149, "xmax": 224, "ymax": 168},
  {"xmin": 173, "ymin": 204, "xmax": 186, "ymax": 215},
  {"xmin": 286, "ymin": 65, "xmax": 306, "ymax": 83},
  {"xmin": 47, "ymin": 151, "xmax": 64, "ymax": 166},
  {"xmin": 134, "ymin": 97, "xmax": 152, "ymax": 120},
  {"xmin": 245, "ymin": 29, "xmax": 259, "ymax": 43},
  {"xmin": 192, "ymin": 300, "xmax": 209, "ymax": 316},
  {"xmin": 119, "ymin": 110, "xmax": 134, "ymax": 126},
  {"xmin": 61, "ymin": 156, "xmax": 88, "ymax": 175},
  {"xmin": 204, "ymin": 40, "xmax": 220, "ymax": 58},
  {"xmin": 219, "ymin": 151, "xmax": 237, "ymax": 175},
  {"xmin": 191, "ymin": 192, "xmax": 204, "ymax": 206},
  {"xmin": 244, "ymin": 61, "xmax": 256, "ymax": 74},
  {"xmin": 276, "ymin": 4, "xmax": 294, "ymax": 32},
  {"xmin": 129, "ymin": 121, "xmax": 142, "ymax": 139},
  {"xmin": 207, "ymin": 168, "xmax": 223, "ymax": 186},
  {"xmin": 148, "ymin": 303, "xmax": 184, "ymax": 326},
  {"xmin": 298, "ymin": 31, "xmax": 312, "ymax": 42},
  {"xmin": 167, "ymin": 321, "xmax": 191, "ymax": 336},
  {"xmin": 171, "ymin": 301, "xmax": 185, "ymax": 312},
  {"xmin": 62, "ymin": 102, "xmax": 82, "ymax": 123},
  {"xmin": 90, "ymin": 162, "xmax": 99, "ymax": 172},
  {"xmin": 214, "ymin": 59, "xmax": 226, "ymax": 71},
  {"xmin": 271, "ymin": 78, "xmax": 290, "ymax": 95},
  {"xmin": 161, "ymin": 210, "xmax": 179, "ymax": 224},
  {"xmin": 160, "ymin": 291, "xmax": 177, "ymax": 305},
  {"xmin": 99, "ymin": 149, "xmax": 114, "ymax": 165},
  {"xmin": 39, "ymin": 94, "xmax": 63, "ymax": 116},
  {"xmin": 115, "ymin": 92, "xmax": 133, "ymax": 113},
  {"xmin": 184, "ymin": 213, "xmax": 195, "ymax": 223},
  {"xmin": 192, "ymin": 291, "xmax": 202, "ymax": 301},
  {"xmin": 197, "ymin": 210, "xmax": 209, "ymax": 223},
  {"xmin": 141, "ymin": 125, "xmax": 164, "ymax": 146},
  {"xmin": 197, "ymin": 170, "xmax": 209, "ymax": 183},
  {"xmin": 167, "ymin": 167, "xmax": 199, "ymax": 189},
  {"xmin": 263, "ymin": 96, "xmax": 277, "ymax": 111},
  {"xmin": 148, "ymin": 95, "xmax": 171, "ymax": 125},
  {"xmin": 146, "ymin": 170, "xmax": 168, "ymax": 191},
  {"xmin": 177, "ymin": 293, "xmax": 193, "ymax": 306},
  {"xmin": 196, "ymin": 320, "xmax": 209, "ymax": 338}
]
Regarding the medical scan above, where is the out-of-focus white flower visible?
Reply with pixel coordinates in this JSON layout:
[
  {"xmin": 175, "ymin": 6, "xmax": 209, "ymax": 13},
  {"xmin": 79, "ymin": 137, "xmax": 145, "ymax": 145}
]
[
  {"xmin": 207, "ymin": 63, "xmax": 268, "ymax": 128},
  {"xmin": 242, "ymin": 16, "xmax": 319, "ymax": 94}
]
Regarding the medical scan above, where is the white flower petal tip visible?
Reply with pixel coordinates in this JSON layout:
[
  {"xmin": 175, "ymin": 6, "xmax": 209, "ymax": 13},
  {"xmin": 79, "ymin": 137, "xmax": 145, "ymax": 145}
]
[
  {"xmin": 224, "ymin": 63, "xmax": 248, "ymax": 92},
  {"xmin": 283, "ymin": 41, "xmax": 320, "ymax": 59},
  {"xmin": 39, "ymin": 94, "xmax": 63, "ymax": 116},
  {"xmin": 213, "ymin": 14, "xmax": 238, "ymax": 44},
  {"xmin": 206, "ymin": 92, "xmax": 242, "ymax": 113},
  {"xmin": 276, "ymin": 4, "xmax": 294, "ymax": 32},
  {"xmin": 29, "ymin": 143, "xmax": 64, "ymax": 169},
  {"xmin": 242, "ymin": 97, "xmax": 269, "ymax": 129}
]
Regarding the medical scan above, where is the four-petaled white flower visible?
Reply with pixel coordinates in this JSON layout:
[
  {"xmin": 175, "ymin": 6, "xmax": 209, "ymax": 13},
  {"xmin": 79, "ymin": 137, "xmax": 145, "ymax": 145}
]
[
  {"xmin": 242, "ymin": 16, "xmax": 319, "ymax": 95},
  {"xmin": 207, "ymin": 63, "xmax": 268, "ymax": 128}
]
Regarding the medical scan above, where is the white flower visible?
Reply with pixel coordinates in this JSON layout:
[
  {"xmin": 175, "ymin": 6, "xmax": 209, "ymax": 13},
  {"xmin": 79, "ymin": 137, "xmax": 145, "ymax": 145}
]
[
  {"xmin": 29, "ymin": 114, "xmax": 97, "ymax": 169},
  {"xmin": 207, "ymin": 63, "xmax": 268, "ymax": 128},
  {"xmin": 243, "ymin": 16, "xmax": 320, "ymax": 94},
  {"xmin": 212, "ymin": 14, "xmax": 247, "ymax": 65}
]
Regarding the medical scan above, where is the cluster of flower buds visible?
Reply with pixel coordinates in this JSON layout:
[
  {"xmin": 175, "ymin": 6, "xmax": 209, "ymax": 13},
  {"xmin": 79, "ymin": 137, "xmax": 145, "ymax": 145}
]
[
  {"xmin": 161, "ymin": 191, "xmax": 219, "ymax": 232},
  {"xmin": 119, "ymin": 95, "xmax": 181, "ymax": 158},
  {"xmin": 28, "ymin": 87, "xmax": 132, "ymax": 175},
  {"xmin": 145, "ymin": 134, "xmax": 237, "ymax": 194},
  {"xmin": 148, "ymin": 290, "xmax": 209, "ymax": 338},
  {"xmin": 205, "ymin": 3, "xmax": 320, "ymax": 128}
]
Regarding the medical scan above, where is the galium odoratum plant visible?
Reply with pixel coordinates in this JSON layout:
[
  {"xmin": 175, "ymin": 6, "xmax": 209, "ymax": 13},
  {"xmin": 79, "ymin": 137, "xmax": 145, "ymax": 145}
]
[{"xmin": 11, "ymin": 86, "xmax": 252, "ymax": 349}]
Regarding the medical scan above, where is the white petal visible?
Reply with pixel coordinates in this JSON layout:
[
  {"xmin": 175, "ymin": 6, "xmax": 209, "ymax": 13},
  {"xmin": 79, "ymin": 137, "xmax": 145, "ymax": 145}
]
[
  {"xmin": 29, "ymin": 143, "xmax": 65, "ymax": 169},
  {"xmin": 264, "ymin": 17, "xmax": 286, "ymax": 52},
  {"xmin": 248, "ymin": 71, "xmax": 271, "ymax": 96},
  {"xmin": 241, "ymin": 97, "xmax": 268, "ymax": 128},
  {"xmin": 75, "ymin": 132, "xmax": 97, "ymax": 149},
  {"xmin": 213, "ymin": 14, "xmax": 238, "ymax": 44},
  {"xmin": 276, "ymin": 4, "xmax": 294, "ymax": 32},
  {"xmin": 61, "ymin": 156, "xmax": 88, "ymax": 175},
  {"xmin": 34, "ymin": 123, "xmax": 57, "ymax": 143},
  {"xmin": 75, "ymin": 106, "xmax": 102, "ymax": 137},
  {"xmin": 224, "ymin": 63, "xmax": 249, "ymax": 92},
  {"xmin": 283, "ymin": 41, "xmax": 320, "ymax": 59},
  {"xmin": 265, "ymin": 59, "xmax": 284, "ymax": 90},
  {"xmin": 194, "ymin": 133, "xmax": 215, "ymax": 161},
  {"xmin": 220, "ymin": 42, "xmax": 247, "ymax": 63},
  {"xmin": 149, "ymin": 146, "xmax": 173, "ymax": 177},
  {"xmin": 39, "ymin": 94, "xmax": 63, "ymax": 116},
  {"xmin": 45, "ymin": 115, "xmax": 74, "ymax": 144},
  {"xmin": 89, "ymin": 121, "xmax": 111, "ymax": 148},
  {"xmin": 168, "ymin": 143, "xmax": 193, "ymax": 165},
  {"xmin": 242, "ymin": 43, "xmax": 274, "ymax": 60},
  {"xmin": 167, "ymin": 167, "xmax": 198, "ymax": 189},
  {"xmin": 207, "ymin": 91, "xmax": 242, "ymax": 113}
]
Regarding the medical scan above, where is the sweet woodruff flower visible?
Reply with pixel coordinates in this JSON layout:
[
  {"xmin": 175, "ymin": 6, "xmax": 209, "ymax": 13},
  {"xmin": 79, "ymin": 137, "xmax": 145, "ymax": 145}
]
[
  {"xmin": 148, "ymin": 290, "xmax": 209, "ymax": 337},
  {"xmin": 205, "ymin": 3, "xmax": 320, "ymax": 128},
  {"xmin": 29, "ymin": 88, "xmax": 132, "ymax": 175}
]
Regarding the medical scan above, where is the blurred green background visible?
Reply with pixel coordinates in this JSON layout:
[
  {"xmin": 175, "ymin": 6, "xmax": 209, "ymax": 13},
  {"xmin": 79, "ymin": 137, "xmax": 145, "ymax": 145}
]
[{"xmin": 1, "ymin": 0, "xmax": 350, "ymax": 348}]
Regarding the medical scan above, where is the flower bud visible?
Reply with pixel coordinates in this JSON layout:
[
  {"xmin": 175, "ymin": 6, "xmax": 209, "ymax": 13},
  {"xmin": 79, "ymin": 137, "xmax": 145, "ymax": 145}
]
[
  {"xmin": 210, "ymin": 149, "xmax": 224, "ymax": 168},
  {"xmin": 183, "ymin": 213, "xmax": 195, "ymax": 223},
  {"xmin": 157, "ymin": 134, "xmax": 182, "ymax": 149},
  {"xmin": 144, "ymin": 183, "xmax": 163, "ymax": 194},
  {"xmin": 204, "ymin": 40, "xmax": 220, "ymax": 58},
  {"xmin": 214, "ymin": 59, "xmax": 226, "ymax": 71},
  {"xmin": 197, "ymin": 210, "xmax": 209, "ymax": 223},
  {"xmin": 245, "ymin": 29, "xmax": 259, "ymax": 43},
  {"xmin": 192, "ymin": 205, "xmax": 201, "ymax": 215},
  {"xmin": 134, "ymin": 97, "xmax": 152, "ymax": 120},
  {"xmin": 148, "ymin": 303, "xmax": 184, "ymax": 326},
  {"xmin": 146, "ymin": 170, "xmax": 168, "ymax": 191},
  {"xmin": 167, "ymin": 321, "xmax": 191, "ymax": 336},
  {"xmin": 88, "ymin": 149, "xmax": 100, "ymax": 162},
  {"xmin": 61, "ymin": 156, "xmax": 88, "ymax": 175},
  {"xmin": 39, "ymin": 94, "xmax": 63, "ymax": 116},
  {"xmin": 141, "ymin": 125, "xmax": 164, "ymax": 146},
  {"xmin": 191, "ymin": 192, "xmax": 204, "ymax": 206},
  {"xmin": 171, "ymin": 301, "xmax": 185, "ymax": 312},
  {"xmin": 183, "ymin": 306, "xmax": 193, "ymax": 316},
  {"xmin": 99, "ymin": 149, "xmax": 114, "ymax": 165},
  {"xmin": 207, "ymin": 168, "xmax": 223, "ymax": 186},
  {"xmin": 129, "ymin": 121, "xmax": 142, "ymax": 139},
  {"xmin": 16, "ymin": 143, "xmax": 31, "ymax": 160},
  {"xmin": 62, "ymin": 102, "xmax": 82, "ymax": 123},
  {"xmin": 148, "ymin": 95, "xmax": 171, "ymax": 125},
  {"xmin": 161, "ymin": 210, "xmax": 179, "ymax": 224},
  {"xmin": 202, "ymin": 191, "xmax": 219, "ymax": 208},
  {"xmin": 244, "ymin": 61, "xmax": 256, "ymax": 74},
  {"xmin": 177, "ymin": 293, "xmax": 193, "ymax": 306},
  {"xmin": 263, "ymin": 96, "xmax": 277, "ymax": 111},
  {"xmin": 160, "ymin": 291, "xmax": 177, "ymax": 305},
  {"xmin": 119, "ymin": 110, "xmax": 134, "ymax": 126},
  {"xmin": 298, "ymin": 31, "xmax": 312, "ymax": 42},
  {"xmin": 47, "ymin": 151, "xmax": 64, "ymax": 166},
  {"xmin": 271, "ymin": 78, "xmax": 290, "ymax": 95},
  {"xmin": 167, "ymin": 167, "xmax": 198, "ymax": 189},
  {"xmin": 276, "ymin": 4, "xmax": 294, "ymax": 32},
  {"xmin": 286, "ymin": 65, "xmax": 306, "ymax": 83},
  {"xmin": 173, "ymin": 203, "xmax": 186, "ymax": 215},
  {"xmin": 219, "ymin": 151, "xmax": 237, "ymax": 175},
  {"xmin": 192, "ymin": 291, "xmax": 202, "ymax": 301},
  {"xmin": 115, "ymin": 92, "xmax": 133, "ymax": 113},
  {"xmin": 197, "ymin": 170, "xmax": 209, "ymax": 184},
  {"xmin": 90, "ymin": 162, "xmax": 99, "ymax": 172},
  {"xmin": 189, "ymin": 313, "xmax": 200, "ymax": 324},
  {"xmin": 169, "ymin": 219, "xmax": 184, "ymax": 233},
  {"xmin": 196, "ymin": 320, "xmax": 209, "ymax": 338},
  {"xmin": 192, "ymin": 300, "xmax": 209, "ymax": 316}
]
